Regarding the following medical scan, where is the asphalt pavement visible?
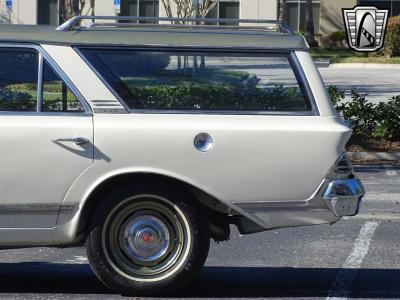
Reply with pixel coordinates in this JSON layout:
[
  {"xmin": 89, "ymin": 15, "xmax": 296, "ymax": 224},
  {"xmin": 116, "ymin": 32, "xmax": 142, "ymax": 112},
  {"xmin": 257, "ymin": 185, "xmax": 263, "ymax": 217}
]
[
  {"xmin": 318, "ymin": 65, "xmax": 400, "ymax": 103},
  {"xmin": 0, "ymin": 164, "xmax": 399, "ymax": 299}
]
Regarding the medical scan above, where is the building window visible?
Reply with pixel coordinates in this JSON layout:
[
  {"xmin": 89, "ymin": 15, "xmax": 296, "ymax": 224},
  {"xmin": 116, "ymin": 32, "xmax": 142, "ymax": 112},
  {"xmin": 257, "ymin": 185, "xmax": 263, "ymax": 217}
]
[
  {"xmin": 38, "ymin": 0, "xmax": 59, "ymax": 25},
  {"xmin": 206, "ymin": 0, "xmax": 240, "ymax": 24},
  {"xmin": 358, "ymin": 0, "xmax": 400, "ymax": 16},
  {"xmin": 287, "ymin": 0, "xmax": 320, "ymax": 34},
  {"xmin": 120, "ymin": 0, "xmax": 159, "ymax": 22}
]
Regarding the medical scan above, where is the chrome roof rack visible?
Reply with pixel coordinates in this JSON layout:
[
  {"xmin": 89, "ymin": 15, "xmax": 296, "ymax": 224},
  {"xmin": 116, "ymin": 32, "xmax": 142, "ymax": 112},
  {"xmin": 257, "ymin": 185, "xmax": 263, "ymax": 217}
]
[{"xmin": 56, "ymin": 16, "xmax": 294, "ymax": 34}]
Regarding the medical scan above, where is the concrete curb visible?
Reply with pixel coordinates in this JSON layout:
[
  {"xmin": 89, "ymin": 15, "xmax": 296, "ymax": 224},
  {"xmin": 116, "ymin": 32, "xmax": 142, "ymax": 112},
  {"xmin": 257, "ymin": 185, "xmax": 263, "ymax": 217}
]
[
  {"xmin": 348, "ymin": 152, "xmax": 400, "ymax": 161},
  {"xmin": 330, "ymin": 63, "xmax": 400, "ymax": 69}
]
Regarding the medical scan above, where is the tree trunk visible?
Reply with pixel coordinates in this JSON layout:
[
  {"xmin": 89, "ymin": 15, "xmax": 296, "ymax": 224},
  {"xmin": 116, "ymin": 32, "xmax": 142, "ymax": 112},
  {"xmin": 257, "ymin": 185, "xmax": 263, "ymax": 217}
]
[
  {"xmin": 305, "ymin": 0, "xmax": 318, "ymax": 47},
  {"xmin": 200, "ymin": 56, "xmax": 205, "ymax": 69},
  {"xmin": 91, "ymin": 0, "xmax": 95, "ymax": 16},
  {"xmin": 72, "ymin": 0, "xmax": 80, "ymax": 16},
  {"xmin": 278, "ymin": 0, "xmax": 288, "ymax": 23},
  {"xmin": 178, "ymin": 56, "xmax": 182, "ymax": 70}
]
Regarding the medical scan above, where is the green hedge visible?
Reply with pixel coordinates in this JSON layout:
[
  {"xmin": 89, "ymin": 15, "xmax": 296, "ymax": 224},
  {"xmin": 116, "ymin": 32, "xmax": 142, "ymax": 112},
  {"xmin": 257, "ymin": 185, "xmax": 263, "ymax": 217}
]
[
  {"xmin": 0, "ymin": 88, "xmax": 34, "ymax": 111},
  {"xmin": 328, "ymin": 85, "xmax": 400, "ymax": 141},
  {"xmin": 131, "ymin": 83, "xmax": 310, "ymax": 111}
]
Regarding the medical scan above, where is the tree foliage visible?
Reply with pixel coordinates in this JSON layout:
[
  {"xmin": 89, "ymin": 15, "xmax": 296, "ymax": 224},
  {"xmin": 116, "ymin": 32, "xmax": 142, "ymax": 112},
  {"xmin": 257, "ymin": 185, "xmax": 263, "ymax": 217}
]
[{"xmin": 381, "ymin": 16, "xmax": 400, "ymax": 57}]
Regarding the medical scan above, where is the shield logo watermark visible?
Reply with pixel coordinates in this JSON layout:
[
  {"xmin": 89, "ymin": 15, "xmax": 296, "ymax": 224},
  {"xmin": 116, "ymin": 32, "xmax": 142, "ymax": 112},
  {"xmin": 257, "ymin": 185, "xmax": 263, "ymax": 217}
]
[{"xmin": 342, "ymin": 6, "xmax": 388, "ymax": 52}]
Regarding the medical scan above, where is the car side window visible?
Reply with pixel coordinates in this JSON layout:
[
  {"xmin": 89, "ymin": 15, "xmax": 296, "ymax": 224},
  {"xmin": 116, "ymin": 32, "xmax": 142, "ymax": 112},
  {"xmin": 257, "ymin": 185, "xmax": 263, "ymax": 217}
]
[
  {"xmin": 42, "ymin": 61, "xmax": 84, "ymax": 112},
  {"xmin": 0, "ymin": 48, "xmax": 38, "ymax": 112},
  {"xmin": 79, "ymin": 48, "xmax": 313, "ymax": 113}
]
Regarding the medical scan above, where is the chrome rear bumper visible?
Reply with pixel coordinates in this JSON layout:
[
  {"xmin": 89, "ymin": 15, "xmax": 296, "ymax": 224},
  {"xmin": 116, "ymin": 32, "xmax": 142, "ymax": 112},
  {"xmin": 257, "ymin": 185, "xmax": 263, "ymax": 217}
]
[{"xmin": 323, "ymin": 177, "xmax": 365, "ymax": 217}]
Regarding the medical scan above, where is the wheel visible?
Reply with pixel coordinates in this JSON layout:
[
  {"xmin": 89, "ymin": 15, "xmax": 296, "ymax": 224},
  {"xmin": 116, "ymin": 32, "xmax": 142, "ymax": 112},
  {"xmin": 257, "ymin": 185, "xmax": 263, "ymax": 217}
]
[{"xmin": 85, "ymin": 184, "xmax": 210, "ymax": 296}]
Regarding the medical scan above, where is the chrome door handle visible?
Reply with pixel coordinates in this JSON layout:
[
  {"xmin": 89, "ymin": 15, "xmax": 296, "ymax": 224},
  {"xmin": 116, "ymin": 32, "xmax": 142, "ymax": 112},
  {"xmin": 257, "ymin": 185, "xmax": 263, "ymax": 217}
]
[{"xmin": 51, "ymin": 137, "xmax": 89, "ymax": 145}]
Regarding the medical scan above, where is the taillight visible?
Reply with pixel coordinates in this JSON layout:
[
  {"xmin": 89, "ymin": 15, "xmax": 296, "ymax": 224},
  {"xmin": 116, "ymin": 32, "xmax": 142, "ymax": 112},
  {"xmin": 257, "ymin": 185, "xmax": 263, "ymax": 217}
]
[
  {"xmin": 336, "ymin": 152, "xmax": 353, "ymax": 173},
  {"xmin": 326, "ymin": 152, "xmax": 353, "ymax": 179}
]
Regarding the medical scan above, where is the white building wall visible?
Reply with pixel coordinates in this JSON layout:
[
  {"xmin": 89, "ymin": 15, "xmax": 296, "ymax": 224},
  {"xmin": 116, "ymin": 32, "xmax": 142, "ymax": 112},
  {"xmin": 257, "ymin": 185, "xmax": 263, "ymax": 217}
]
[
  {"xmin": 94, "ymin": 0, "xmax": 116, "ymax": 16},
  {"xmin": 0, "ymin": 0, "xmax": 278, "ymax": 25},
  {"xmin": 240, "ymin": 0, "xmax": 277, "ymax": 20},
  {"xmin": 0, "ymin": 0, "xmax": 37, "ymax": 24}
]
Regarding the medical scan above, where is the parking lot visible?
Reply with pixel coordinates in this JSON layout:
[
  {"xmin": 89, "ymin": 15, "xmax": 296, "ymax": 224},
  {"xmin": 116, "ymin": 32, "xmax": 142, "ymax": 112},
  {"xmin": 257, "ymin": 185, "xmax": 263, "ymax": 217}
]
[
  {"xmin": 318, "ymin": 65, "xmax": 400, "ymax": 103},
  {"xmin": 0, "ymin": 164, "xmax": 398, "ymax": 299}
]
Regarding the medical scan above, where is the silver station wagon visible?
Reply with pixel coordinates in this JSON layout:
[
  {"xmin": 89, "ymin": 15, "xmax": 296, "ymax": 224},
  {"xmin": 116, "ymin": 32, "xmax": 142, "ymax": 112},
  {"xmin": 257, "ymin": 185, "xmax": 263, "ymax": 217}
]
[{"xmin": 0, "ymin": 16, "xmax": 364, "ymax": 295}]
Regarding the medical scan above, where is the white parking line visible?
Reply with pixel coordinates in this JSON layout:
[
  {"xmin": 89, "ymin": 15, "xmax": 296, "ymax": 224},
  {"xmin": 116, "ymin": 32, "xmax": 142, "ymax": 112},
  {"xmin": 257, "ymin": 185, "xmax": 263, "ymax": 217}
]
[{"xmin": 326, "ymin": 221, "xmax": 379, "ymax": 300}]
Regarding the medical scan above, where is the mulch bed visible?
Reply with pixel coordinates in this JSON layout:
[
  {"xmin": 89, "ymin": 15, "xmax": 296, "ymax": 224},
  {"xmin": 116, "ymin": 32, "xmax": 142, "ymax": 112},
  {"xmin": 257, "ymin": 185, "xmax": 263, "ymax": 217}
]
[{"xmin": 346, "ymin": 136, "xmax": 400, "ymax": 153}]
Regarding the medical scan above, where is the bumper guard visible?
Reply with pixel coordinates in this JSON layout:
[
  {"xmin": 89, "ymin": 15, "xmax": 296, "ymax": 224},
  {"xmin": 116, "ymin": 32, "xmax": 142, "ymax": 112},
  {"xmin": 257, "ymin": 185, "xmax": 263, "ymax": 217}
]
[{"xmin": 323, "ymin": 177, "xmax": 365, "ymax": 217}]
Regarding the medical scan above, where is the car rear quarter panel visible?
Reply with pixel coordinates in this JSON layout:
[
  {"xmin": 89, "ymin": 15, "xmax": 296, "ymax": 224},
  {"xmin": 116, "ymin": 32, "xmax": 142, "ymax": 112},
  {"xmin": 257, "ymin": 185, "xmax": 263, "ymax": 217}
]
[
  {"xmin": 42, "ymin": 44, "xmax": 351, "ymax": 242},
  {"xmin": 55, "ymin": 113, "xmax": 351, "ymax": 240}
]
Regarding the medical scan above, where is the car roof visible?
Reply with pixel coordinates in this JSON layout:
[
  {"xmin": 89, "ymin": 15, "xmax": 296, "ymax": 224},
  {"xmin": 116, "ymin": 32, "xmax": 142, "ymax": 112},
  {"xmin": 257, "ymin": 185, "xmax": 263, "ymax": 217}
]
[{"xmin": 0, "ymin": 24, "xmax": 308, "ymax": 51}]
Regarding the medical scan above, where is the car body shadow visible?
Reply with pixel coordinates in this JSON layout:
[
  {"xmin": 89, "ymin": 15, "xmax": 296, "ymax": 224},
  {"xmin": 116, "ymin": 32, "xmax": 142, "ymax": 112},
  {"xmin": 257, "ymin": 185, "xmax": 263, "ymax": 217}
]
[{"xmin": 0, "ymin": 263, "xmax": 399, "ymax": 298}]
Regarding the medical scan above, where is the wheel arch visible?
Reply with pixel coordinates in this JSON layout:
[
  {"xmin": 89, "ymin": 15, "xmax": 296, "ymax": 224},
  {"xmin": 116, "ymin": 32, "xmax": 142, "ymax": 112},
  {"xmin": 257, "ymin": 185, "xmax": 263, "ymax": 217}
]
[{"xmin": 72, "ymin": 171, "xmax": 232, "ymax": 243}]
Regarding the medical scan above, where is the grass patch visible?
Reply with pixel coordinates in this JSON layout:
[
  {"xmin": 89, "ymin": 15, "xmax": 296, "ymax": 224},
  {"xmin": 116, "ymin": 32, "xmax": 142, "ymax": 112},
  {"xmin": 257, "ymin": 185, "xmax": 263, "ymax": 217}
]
[
  {"xmin": 334, "ymin": 56, "xmax": 400, "ymax": 64},
  {"xmin": 310, "ymin": 48, "xmax": 400, "ymax": 64}
]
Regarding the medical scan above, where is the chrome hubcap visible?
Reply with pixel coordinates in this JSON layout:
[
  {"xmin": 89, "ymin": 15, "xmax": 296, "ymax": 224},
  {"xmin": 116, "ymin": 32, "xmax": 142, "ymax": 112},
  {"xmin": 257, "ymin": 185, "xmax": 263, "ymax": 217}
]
[
  {"xmin": 123, "ymin": 215, "xmax": 170, "ymax": 262},
  {"xmin": 103, "ymin": 198, "xmax": 187, "ymax": 278}
]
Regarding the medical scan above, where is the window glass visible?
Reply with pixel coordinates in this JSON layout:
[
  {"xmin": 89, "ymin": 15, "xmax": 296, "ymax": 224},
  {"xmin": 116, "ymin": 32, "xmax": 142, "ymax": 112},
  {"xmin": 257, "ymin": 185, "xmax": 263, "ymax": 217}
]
[
  {"xmin": 121, "ymin": 0, "xmax": 138, "ymax": 17},
  {"xmin": 80, "ymin": 49, "xmax": 312, "ymax": 113},
  {"xmin": 38, "ymin": 0, "xmax": 59, "ymax": 25},
  {"xmin": 207, "ymin": 5, "xmax": 218, "ymax": 18},
  {"xmin": 219, "ymin": 2, "xmax": 239, "ymax": 25},
  {"xmin": 0, "ymin": 48, "xmax": 38, "ymax": 112},
  {"xmin": 206, "ymin": 1, "xmax": 239, "ymax": 25},
  {"xmin": 299, "ymin": 3, "xmax": 320, "ymax": 33},
  {"xmin": 394, "ymin": 1, "xmax": 400, "ymax": 16},
  {"xmin": 287, "ymin": 2, "xmax": 299, "ymax": 32},
  {"xmin": 42, "ymin": 61, "xmax": 84, "ymax": 112},
  {"xmin": 120, "ymin": 0, "xmax": 158, "ymax": 23},
  {"xmin": 140, "ymin": 0, "xmax": 159, "ymax": 18}
]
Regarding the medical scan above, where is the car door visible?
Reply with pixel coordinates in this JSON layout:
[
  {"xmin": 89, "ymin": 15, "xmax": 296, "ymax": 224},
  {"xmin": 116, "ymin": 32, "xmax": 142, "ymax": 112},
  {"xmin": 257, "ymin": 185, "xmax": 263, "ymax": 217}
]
[{"xmin": 0, "ymin": 45, "xmax": 93, "ymax": 228}]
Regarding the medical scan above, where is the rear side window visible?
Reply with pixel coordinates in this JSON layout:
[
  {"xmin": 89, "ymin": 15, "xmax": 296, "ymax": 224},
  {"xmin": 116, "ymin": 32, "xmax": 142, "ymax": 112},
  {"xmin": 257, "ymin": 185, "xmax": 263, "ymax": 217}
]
[
  {"xmin": 0, "ymin": 48, "xmax": 38, "ymax": 112},
  {"xmin": 42, "ymin": 61, "xmax": 84, "ymax": 112},
  {"xmin": 0, "ymin": 47, "xmax": 85, "ymax": 113},
  {"xmin": 79, "ymin": 49, "xmax": 313, "ymax": 113}
]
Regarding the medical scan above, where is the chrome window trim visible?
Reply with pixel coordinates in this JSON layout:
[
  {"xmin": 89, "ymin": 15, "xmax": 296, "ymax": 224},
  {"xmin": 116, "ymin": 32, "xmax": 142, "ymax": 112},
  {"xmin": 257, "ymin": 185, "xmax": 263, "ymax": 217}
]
[
  {"xmin": 129, "ymin": 109, "xmax": 315, "ymax": 116},
  {"xmin": 75, "ymin": 46, "xmax": 319, "ymax": 116},
  {"xmin": 0, "ymin": 42, "xmax": 92, "ymax": 115},
  {"xmin": 0, "ymin": 111, "xmax": 92, "ymax": 117},
  {"xmin": 37, "ymin": 52, "xmax": 44, "ymax": 112}
]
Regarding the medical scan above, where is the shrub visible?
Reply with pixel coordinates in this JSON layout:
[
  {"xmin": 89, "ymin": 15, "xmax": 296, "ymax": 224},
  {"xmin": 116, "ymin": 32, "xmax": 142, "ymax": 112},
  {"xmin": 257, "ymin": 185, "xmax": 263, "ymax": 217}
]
[
  {"xmin": 132, "ymin": 83, "xmax": 308, "ymax": 111},
  {"xmin": 0, "ymin": 87, "xmax": 34, "ymax": 111},
  {"xmin": 327, "ymin": 85, "xmax": 400, "ymax": 141},
  {"xmin": 321, "ymin": 30, "xmax": 346, "ymax": 48},
  {"xmin": 331, "ymin": 30, "xmax": 346, "ymax": 43},
  {"xmin": 381, "ymin": 16, "xmax": 400, "ymax": 57},
  {"xmin": 327, "ymin": 84, "xmax": 345, "ymax": 106},
  {"xmin": 336, "ymin": 91, "xmax": 377, "ymax": 138},
  {"xmin": 373, "ymin": 96, "xmax": 400, "ymax": 140}
]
